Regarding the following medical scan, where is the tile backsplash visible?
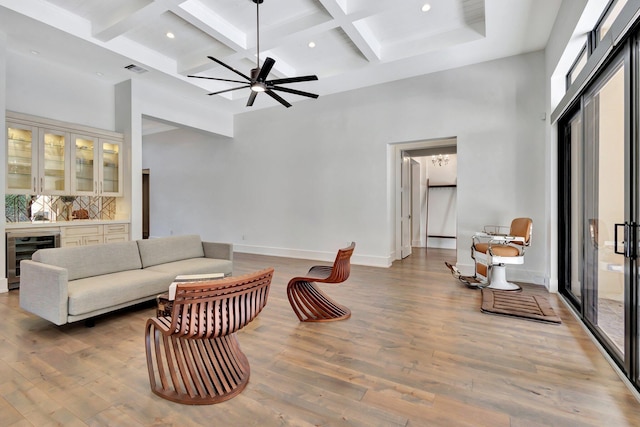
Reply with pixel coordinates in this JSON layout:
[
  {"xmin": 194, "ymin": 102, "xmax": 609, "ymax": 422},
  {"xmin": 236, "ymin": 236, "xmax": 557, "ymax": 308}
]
[{"xmin": 5, "ymin": 195, "xmax": 116, "ymax": 223}]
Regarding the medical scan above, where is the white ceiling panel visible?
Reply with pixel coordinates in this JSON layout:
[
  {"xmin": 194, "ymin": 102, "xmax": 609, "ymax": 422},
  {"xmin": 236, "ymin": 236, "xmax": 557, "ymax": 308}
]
[
  {"xmin": 46, "ymin": 0, "xmax": 153, "ymax": 23},
  {"xmin": 198, "ymin": 0, "xmax": 324, "ymax": 33},
  {"xmin": 125, "ymin": 11, "xmax": 228, "ymax": 61}
]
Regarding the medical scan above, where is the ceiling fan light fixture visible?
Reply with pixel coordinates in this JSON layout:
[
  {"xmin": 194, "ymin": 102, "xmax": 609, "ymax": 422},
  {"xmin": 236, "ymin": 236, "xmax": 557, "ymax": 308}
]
[
  {"xmin": 189, "ymin": 0, "xmax": 318, "ymax": 108},
  {"xmin": 250, "ymin": 82, "xmax": 266, "ymax": 92}
]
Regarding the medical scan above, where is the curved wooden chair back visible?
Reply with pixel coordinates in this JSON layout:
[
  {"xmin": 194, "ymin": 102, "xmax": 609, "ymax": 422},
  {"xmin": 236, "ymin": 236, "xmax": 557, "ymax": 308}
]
[
  {"xmin": 287, "ymin": 242, "xmax": 356, "ymax": 322},
  {"xmin": 307, "ymin": 241, "xmax": 355, "ymax": 283},
  {"xmin": 145, "ymin": 268, "xmax": 274, "ymax": 405},
  {"xmin": 169, "ymin": 268, "xmax": 273, "ymax": 339}
]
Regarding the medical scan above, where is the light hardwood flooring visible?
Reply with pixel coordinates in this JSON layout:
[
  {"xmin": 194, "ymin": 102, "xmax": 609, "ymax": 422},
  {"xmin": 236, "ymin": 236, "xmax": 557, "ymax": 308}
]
[{"xmin": 1, "ymin": 248, "xmax": 640, "ymax": 426}]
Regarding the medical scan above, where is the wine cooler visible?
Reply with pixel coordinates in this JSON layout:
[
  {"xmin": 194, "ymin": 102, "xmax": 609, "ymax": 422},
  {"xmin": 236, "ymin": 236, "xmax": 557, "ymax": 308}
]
[{"xmin": 6, "ymin": 231, "xmax": 60, "ymax": 289}]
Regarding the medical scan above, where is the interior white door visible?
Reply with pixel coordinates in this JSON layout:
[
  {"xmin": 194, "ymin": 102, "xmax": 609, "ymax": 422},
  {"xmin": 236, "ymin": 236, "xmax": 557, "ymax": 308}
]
[{"xmin": 401, "ymin": 153, "xmax": 412, "ymax": 258}]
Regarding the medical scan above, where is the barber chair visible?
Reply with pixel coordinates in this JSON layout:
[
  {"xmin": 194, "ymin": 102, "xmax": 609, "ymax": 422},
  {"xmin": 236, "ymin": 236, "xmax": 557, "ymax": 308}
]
[{"xmin": 469, "ymin": 217, "xmax": 533, "ymax": 291}]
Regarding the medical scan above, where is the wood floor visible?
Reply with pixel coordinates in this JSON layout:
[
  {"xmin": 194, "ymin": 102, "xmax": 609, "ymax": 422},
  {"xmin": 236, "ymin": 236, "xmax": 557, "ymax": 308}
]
[{"xmin": 1, "ymin": 248, "xmax": 640, "ymax": 426}]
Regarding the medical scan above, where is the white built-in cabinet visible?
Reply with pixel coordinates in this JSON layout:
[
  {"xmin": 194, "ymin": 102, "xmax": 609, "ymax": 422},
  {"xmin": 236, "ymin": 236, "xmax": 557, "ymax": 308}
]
[
  {"xmin": 71, "ymin": 134, "xmax": 123, "ymax": 196},
  {"xmin": 60, "ymin": 223, "xmax": 129, "ymax": 247},
  {"xmin": 6, "ymin": 112, "xmax": 123, "ymax": 196},
  {"xmin": 6, "ymin": 122, "xmax": 70, "ymax": 195}
]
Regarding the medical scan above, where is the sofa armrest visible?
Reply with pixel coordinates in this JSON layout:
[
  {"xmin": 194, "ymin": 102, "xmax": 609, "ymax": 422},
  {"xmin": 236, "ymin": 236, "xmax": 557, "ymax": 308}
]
[
  {"xmin": 202, "ymin": 242, "xmax": 233, "ymax": 262},
  {"xmin": 19, "ymin": 260, "xmax": 69, "ymax": 326}
]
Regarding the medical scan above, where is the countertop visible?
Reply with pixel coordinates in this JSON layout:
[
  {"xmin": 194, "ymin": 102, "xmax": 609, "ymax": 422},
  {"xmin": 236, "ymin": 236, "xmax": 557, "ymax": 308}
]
[{"xmin": 5, "ymin": 219, "xmax": 130, "ymax": 230}]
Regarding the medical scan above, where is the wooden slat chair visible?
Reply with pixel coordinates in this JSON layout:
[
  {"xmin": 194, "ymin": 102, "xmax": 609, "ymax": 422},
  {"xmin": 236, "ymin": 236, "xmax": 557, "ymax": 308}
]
[
  {"xmin": 145, "ymin": 268, "xmax": 274, "ymax": 405},
  {"xmin": 287, "ymin": 242, "xmax": 355, "ymax": 322}
]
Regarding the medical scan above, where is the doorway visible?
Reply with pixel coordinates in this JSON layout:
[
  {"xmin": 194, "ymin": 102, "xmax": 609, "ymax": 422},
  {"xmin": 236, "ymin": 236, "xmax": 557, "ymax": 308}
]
[
  {"xmin": 391, "ymin": 138, "xmax": 457, "ymax": 260},
  {"xmin": 142, "ymin": 169, "xmax": 150, "ymax": 239}
]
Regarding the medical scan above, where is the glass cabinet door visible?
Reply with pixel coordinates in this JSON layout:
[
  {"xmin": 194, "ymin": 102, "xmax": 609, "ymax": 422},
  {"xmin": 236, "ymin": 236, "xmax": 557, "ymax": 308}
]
[
  {"xmin": 39, "ymin": 128, "xmax": 68, "ymax": 194},
  {"xmin": 100, "ymin": 140, "xmax": 121, "ymax": 196},
  {"xmin": 6, "ymin": 122, "xmax": 38, "ymax": 193},
  {"xmin": 71, "ymin": 135, "xmax": 97, "ymax": 195}
]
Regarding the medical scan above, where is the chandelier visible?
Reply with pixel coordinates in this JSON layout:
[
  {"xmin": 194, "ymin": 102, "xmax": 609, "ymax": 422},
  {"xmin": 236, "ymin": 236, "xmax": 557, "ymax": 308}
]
[{"xmin": 432, "ymin": 154, "xmax": 449, "ymax": 167}]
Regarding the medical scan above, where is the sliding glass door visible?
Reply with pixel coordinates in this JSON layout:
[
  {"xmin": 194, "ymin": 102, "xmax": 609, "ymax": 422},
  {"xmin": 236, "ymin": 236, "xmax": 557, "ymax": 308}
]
[
  {"xmin": 559, "ymin": 48, "xmax": 637, "ymax": 385},
  {"xmin": 583, "ymin": 57, "xmax": 628, "ymax": 358}
]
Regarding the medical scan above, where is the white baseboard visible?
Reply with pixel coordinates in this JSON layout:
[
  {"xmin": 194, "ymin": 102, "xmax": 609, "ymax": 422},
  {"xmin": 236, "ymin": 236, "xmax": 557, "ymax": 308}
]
[
  {"xmin": 234, "ymin": 244, "xmax": 392, "ymax": 268},
  {"xmin": 427, "ymin": 237, "xmax": 456, "ymax": 249}
]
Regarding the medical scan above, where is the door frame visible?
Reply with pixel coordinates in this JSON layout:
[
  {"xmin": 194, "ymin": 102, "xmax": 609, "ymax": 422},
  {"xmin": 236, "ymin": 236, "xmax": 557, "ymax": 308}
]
[{"xmin": 389, "ymin": 137, "xmax": 456, "ymax": 260}]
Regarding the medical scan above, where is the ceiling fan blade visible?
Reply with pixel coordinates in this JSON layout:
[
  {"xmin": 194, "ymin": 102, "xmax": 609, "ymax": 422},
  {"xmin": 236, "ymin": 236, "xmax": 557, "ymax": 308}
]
[
  {"xmin": 267, "ymin": 75, "xmax": 318, "ymax": 85},
  {"xmin": 207, "ymin": 56, "xmax": 251, "ymax": 81},
  {"xmin": 207, "ymin": 85, "xmax": 250, "ymax": 96},
  {"xmin": 265, "ymin": 90, "xmax": 292, "ymax": 108},
  {"xmin": 257, "ymin": 57, "xmax": 275, "ymax": 82},
  {"xmin": 188, "ymin": 75, "xmax": 249, "ymax": 84},
  {"xmin": 246, "ymin": 91, "xmax": 258, "ymax": 107},
  {"xmin": 271, "ymin": 85, "xmax": 319, "ymax": 99}
]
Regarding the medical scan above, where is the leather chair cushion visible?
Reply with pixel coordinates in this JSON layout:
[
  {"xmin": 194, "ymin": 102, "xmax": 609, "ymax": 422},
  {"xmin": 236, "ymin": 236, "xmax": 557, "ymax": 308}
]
[{"xmin": 474, "ymin": 243, "xmax": 520, "ymax": 257}]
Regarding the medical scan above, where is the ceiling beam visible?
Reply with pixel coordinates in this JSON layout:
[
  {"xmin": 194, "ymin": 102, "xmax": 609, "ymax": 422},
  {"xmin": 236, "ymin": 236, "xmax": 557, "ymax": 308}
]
[
  {"xmin": 173, "ymin": 0, "xmax": 247, "ymax": 52},
  {"xmin": 92, "ymin": 0, "xmax": 184, "ymax": 42},
  {"xmin": 316, "ymin": 0, "xmax": 381, "ymax": 63}
]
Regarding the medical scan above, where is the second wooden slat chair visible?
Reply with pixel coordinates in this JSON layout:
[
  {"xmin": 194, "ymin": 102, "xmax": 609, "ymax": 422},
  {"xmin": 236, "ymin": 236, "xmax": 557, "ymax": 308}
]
[{"xmin": 287, "ymin": 242, "xmax": 355, "ymax": 322}]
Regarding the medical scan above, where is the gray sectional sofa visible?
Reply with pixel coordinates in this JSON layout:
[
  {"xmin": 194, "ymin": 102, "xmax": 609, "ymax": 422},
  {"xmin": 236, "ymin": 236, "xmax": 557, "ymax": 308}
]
[{"xmin": 19, "ymin": 235, "xmax": 233, "ymax": 325}]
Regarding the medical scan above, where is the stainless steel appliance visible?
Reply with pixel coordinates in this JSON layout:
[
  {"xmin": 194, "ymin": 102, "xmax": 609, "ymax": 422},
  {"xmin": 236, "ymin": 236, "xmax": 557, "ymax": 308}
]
[{"xmin": 6, "ymin": 231, "xmax": 60, "ymax": 289}]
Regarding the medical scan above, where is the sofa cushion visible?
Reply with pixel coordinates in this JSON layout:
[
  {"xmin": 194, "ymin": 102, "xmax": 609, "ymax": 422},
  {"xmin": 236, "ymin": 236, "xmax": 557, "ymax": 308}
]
[
  {"xmin": 67, "ymin": 269, "xmax": 173, "ymax": 316},
  {"xmin": 145, "ymin": 257, "xmax": 233, "ymax": 278},
  {"xmin": 137, "ymin": 235, "xmax": 205, "ymax": 268},
  {"xmin": 32, "ymin": 241, "xmax": 142, "ymax": 281}
]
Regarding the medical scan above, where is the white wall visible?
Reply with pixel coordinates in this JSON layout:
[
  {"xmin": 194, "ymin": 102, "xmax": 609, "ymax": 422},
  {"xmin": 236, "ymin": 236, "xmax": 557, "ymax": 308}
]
[
  {"xmin": 1, "ymin": 27, "xmax": 556, "ymax": 284},
  {"xmin": 6, "ymin": 51, "xmax": 114, "ymax": 130},
  {"xmin": 143, "ymin": 50, "xmax": 548, "ymax": 281}
]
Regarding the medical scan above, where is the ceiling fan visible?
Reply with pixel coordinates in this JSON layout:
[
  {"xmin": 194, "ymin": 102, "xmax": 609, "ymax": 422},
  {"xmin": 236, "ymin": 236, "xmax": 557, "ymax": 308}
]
[{"xmin": 188, "ymin": 0, "xmax": 319, "ymax": 108}]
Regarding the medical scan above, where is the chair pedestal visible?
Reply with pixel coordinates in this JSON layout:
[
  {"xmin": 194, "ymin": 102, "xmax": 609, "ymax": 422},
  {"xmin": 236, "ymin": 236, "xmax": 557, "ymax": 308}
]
[
  {"xmin": 486, "ymin": 265, "xmax": 521, "ymax": 291},
  {"xmin": 146, "ymin": 325, "xmax": 250, "ymax": 405}
]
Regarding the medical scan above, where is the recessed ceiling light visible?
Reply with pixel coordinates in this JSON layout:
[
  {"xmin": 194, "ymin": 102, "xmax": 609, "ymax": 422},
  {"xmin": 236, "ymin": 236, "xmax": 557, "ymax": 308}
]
[
  {"xmin": 421, "ymin": 3, "xmax": 431, "ymax": 12},
  {"xmin": 166, "ymin": 32, "xmax": 175, "ymax": 39},
  {"xmin": 95, "ymin": 72, "xmax": 104, "ymax": 77},
  {"xmin": 308, "ymin": 41, "xmax": 316, "ymax": 48},
  {"xmin": 30, "ymin": 50, "xmax": 39, "ymax": 55}
]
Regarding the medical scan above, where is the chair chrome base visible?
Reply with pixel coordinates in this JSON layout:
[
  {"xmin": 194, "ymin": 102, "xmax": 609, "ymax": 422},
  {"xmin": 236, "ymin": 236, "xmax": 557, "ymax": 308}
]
[{"xmin": 485, "ymin": 265, "xmax": 521, "ymax": 291}]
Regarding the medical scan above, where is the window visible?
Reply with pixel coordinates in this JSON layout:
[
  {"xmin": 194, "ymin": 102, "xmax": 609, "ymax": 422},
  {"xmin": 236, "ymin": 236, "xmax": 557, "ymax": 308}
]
[
  {"xmin": 597, "ymin": 0, "xmax": 628, "ymax": 42},
  {"xmin": 566, "ymin": 44, "xmax": 588, "ymax": 89}
]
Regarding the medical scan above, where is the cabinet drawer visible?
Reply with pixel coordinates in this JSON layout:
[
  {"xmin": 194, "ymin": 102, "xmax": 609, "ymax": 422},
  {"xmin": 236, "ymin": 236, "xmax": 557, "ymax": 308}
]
[
  {"xmin": 105, "ymin": 234, "xmax": 128, "ymax": 243},
  {"xmin": 82, "ymin": 235, "xmax": 104, "ymax": 246},
  {"xmin": 61, "ymin": 236, "xmax": 83, "ymax": 247},
  {"xmin": 105, "ymin": 223, "xmax": 128, "ymax": 235},
  {"xmin": 62, "ymin": 225, "xmax": 103, "ymax": 237}
]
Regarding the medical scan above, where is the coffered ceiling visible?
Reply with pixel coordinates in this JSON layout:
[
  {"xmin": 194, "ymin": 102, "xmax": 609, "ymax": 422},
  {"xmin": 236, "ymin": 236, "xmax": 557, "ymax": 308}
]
[{"xmin": 0, "ymin": 0, "xmax": 562, "ymax": 113}]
